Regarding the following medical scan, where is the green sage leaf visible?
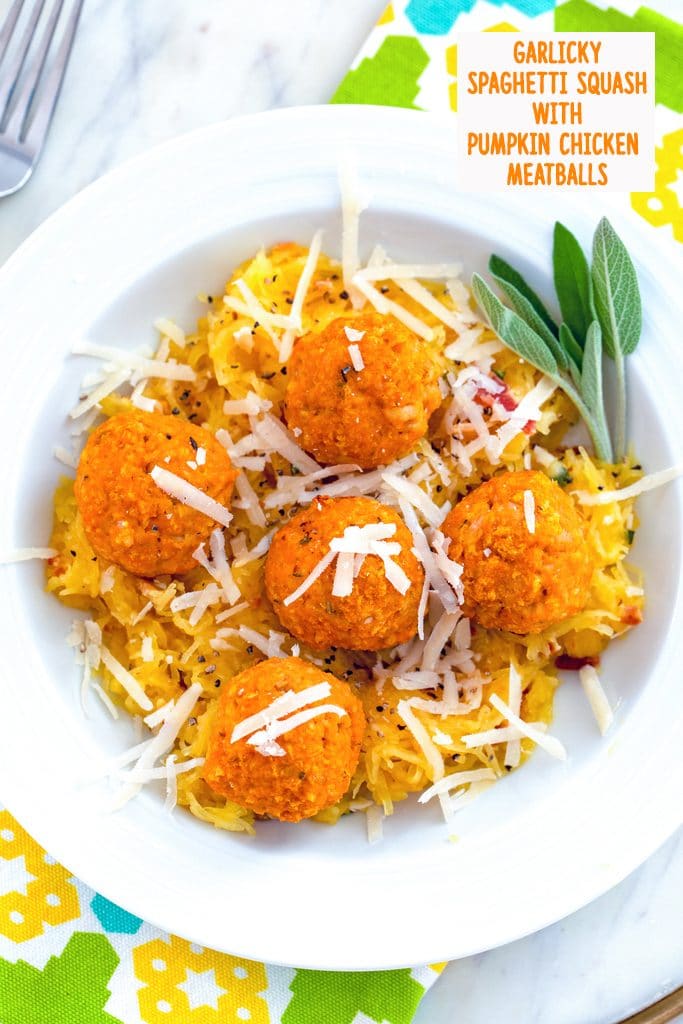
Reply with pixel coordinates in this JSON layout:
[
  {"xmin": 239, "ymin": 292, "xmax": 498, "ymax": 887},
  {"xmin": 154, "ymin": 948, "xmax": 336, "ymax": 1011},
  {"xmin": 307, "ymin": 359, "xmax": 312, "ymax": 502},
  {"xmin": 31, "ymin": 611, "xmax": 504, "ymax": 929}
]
[
  {"xmin": 557, "ymin": 323, "xmax": 585, "ymax": 372},
  {"xmin": 553, "ymin": 222, "xmax": 594, "ymax": 345},
  {"xmin": 491, "ymin": 273, "xmax": 569, "ymax": 372},
  {"xmin": 471, "ymin": 274, "xmax": 558, "ymax": 377},
  {"xmin": 581, "ymin": 321, "xmax": 604, "ymax": 413},
  {"xmin": 580, "ymin": 320, "xmax": 613, "ymax": 462},
  {"xmin": 591, "ymin": 217, "xmax": 642, "ymax": 359},
  {"xmin": 489, "ymin": 254, "xmax": 559, "ymax": 337}
]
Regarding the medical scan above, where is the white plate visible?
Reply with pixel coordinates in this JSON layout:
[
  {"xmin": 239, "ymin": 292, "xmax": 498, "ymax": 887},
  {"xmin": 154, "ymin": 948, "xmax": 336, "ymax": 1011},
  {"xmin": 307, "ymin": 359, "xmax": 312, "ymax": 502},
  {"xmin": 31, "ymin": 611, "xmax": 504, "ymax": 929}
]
[{"xmin": 0, "ymin": 106, "xmax": 681, "ymax": 970}]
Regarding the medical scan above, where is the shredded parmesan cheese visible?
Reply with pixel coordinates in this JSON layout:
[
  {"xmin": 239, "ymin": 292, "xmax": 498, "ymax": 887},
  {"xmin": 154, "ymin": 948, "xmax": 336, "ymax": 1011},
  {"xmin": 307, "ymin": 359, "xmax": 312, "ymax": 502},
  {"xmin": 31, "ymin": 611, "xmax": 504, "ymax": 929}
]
[
  {"xmin": 463, "ymin": 722, "xmax": 546, "ymax": 748},
  {"xmin": 231, "ymin": 682, "xmax": 332, "ymax": 743},
  {"xmin": 490, "ymin": 694, "xmax": 566, "ymax": 760},
  {"xmin": 394, "ymin": 277, "xmax": 460, "ymax": 331},
  {"xmin": 579, "ymin": 665, "xmax": 614, "ymax": 735},
  {"xmin": 164, "ymin": 755, "xmax": 178, "ymax": 812},
  {"xmin": 523, "ymin": 490, "xmax": 536, "ymax": 535},
  {"xmin": 0, "ymin": 547, "xmax": 57, "ymax": 563},
  {"xmin": 358, "ymin": 262, "xmax": 463, "ymax": 281},
  {"xmin": 232, "ymin": 530, "xmax": 274, "ymax": 567},
  {"xmin": 130, "ymin": 380, "xmax": 158, "ymax": 412},
  {"xmin": 250, "ymin": 412, "xmax": 320, "ymax": 474},
  {"xmin": 418, "ymin": 768, "xmax": 496, "ymax": 803},
  {"xmin": 339, "ymin": 154, "xmax": 367, "ymax": 309},
  {"xmin": 192, "ymin": 529, "xmax": 241, "ymax": 604},
  {"xmin": 215, "ymin": 601, "xmax": 249, "ymax": 623},
  {"xmin": 111, "ymin": 684, "xmax": 202, "ymax": 809},
  {"xmin": 430, "ymin": 531, "xmax": 465, "ymax": 605},
  {"xmin": 153, "ymin": 317, "xmax": 186, "ymax": 348},
  {"xmin": 54, "ymin": 445, "xmax": 77, "ymax": 469},
  {"xmin": 69, "ymin": 367, "xmax": 131, "ymax": 419},
  {"xmin": 100, "ymin": 646, "xmax": 153, "ymax": 711},
  {"xmin": 421, "ymin": 610, "xmax": 460, "ymax": 671},
  {"xmin": 215, "ymin": 625, "xmax": 288, "ymax": 660},
  {"xmin": 233, "ymin": 471, "xmax": 266, "ymax": 528},
  {"xmin": 246, "ymin": 703, "xmax": 347, "ymax": 751},
  {"xmin": 398, "ymin": 498, "xmax": 457, "ymax": 623},
  {"xmin": 351, "ymin": 275, "xmax": 434, "ymax": 341},
  {"xmin": 139, "ymin": 636, "xmax": 154, "ymax": 663},
  {"xmin": 144, "ymin": 700, "xmax": 175, "ymax": 730},
  {"xmin": 504, "ymin": 663, "xmax": 523, "ymax": 768},
  {"xmin": 574, "ymin": 461, "xmax": 683, "ymax": 505},
  {"xmin": 131, "ymin": 601, "xmax": 153, "ymax": 626},
  {"xmin": 150, "ymin": 466, "xmax": 232, "ymax": 528},
  {"xmin": 396, "ymin": 700, "xmax": 444, "ymax": 781},
  {"xmin": 99, "ymin": 566, "xmax": 115, "ymax": 594},
  {"xmin": 232, "ymin": 279, "xmax": 284, "ymax": 342},
  {"xmin": 223, "ymin": 393, "xmax": 273, "ymax": 417},
  {"xmin": 279, "ymin": 229, "xmax": 324, "ymax": 362},
  {"xmin": 347, "ymin": 343, "xmax": 364, "ymax": 371},
  {"xmin": 365, "ymin": 804, "xmax": 384, "ymax": 844},
  {"xmin": 71, "ymin": 341, "xmax": 195, "ymax": 386},
  {"xmin": 118, "ymin": 757, "xmax": 205, "ymax": 784},
  {"xmin": 91, "ymin": 683, "xmax": 119, "ymax": 719},
  {"xmin": 381, "ymin": 472, "xmax": 445, "ymax": 527},
  {"xmin": 343, "ymin": 326, "xmax": 365, "ymax": 343},
  {"xmin": 283, "ymin": 551, "xmax": 336, "ymax": 606}
]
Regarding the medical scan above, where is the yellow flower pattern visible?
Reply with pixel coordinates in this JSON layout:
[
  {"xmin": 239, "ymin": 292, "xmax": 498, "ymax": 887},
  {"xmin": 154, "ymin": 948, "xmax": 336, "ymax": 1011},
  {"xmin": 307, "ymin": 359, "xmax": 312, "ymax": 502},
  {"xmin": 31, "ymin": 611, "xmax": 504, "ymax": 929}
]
[
  {"xmin": 0, "ymin": 811, "xmax": 80, "ymax": 942},
  {"xmin": 134, "ymin": 933, "xmax": 270, "ymax": 1024},
  {"xmin": 445, "ymin": 44, "xmax": 457, "ymax": 112},
  {"xmin": 446, "ymin": 22, "xmax": 518, "ymax": 112},
  {"xmin": 631, "ymin": 128, "xmax": 683, "ymax": 242},
  {"xmin": 378, "ymin": 3, "xmax": 395, "ymax": 25}
]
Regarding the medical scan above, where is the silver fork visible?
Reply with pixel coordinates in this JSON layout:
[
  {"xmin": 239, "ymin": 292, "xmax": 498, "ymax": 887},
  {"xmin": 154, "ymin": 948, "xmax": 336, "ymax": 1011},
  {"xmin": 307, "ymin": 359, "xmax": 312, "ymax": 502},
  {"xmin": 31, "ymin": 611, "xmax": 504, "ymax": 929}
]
[{"xmin": 0, "ymin": 0, "xmax": 84, "ymax": 197}]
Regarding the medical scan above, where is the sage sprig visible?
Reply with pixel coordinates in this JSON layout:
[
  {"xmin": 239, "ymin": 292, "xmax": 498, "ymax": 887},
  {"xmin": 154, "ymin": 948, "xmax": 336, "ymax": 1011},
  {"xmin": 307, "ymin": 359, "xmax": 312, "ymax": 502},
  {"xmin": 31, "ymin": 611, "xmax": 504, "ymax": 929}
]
[
  {"xmin": 489, "ymin": 255, "xmax": 559, "ymax": 338},
  {"xmin": 472, "ymin": 217, "xmax": 642, "ymax": 464}
]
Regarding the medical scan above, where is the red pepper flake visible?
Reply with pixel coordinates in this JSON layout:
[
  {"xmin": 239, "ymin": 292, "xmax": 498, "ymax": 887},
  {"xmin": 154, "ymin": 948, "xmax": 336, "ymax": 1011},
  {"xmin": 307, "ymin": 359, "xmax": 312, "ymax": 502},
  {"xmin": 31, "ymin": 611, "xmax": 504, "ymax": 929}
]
[
  {"xmin": 496, "ymin": 388, "xmax": 518, "ymax": 413},
  {"xmin": 475, "ymin": 384, "xmax": 535, "ymax": 433},
  {"xmin": 621, "ymin": 606, "xmax": 643, "ymax": 626},
  {"xmin": 555, "ymin": 654, "xmax": 600, "ymax": 671},
  {"xmin": 475, "ymin": 384, "xmax": 517, "ymax": 413}
]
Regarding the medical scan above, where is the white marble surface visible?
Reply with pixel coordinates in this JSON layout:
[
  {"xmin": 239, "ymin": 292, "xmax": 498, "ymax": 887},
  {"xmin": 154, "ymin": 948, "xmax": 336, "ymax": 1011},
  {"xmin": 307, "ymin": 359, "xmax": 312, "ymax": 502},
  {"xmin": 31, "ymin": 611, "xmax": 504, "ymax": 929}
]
[{"xmin": 0, "ymin": 1, "xmax": 680, "ymax": 1021}]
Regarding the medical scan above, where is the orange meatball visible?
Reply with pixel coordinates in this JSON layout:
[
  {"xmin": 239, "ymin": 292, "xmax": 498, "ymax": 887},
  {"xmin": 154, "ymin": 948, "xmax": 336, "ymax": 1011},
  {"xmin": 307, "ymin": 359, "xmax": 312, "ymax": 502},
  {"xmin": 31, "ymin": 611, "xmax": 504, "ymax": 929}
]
[
  {"xmin": 441, "ymin": 470, "xmax": 593, "ymax": 634},
  {"xmin": 203, "ymin": 657, "xmax": 365, "ymax": 822},
  {"xmin": 265, "ymin": 496, "xmax": 424, "ymax": 651},
  {"xmin": 75, "ymin": 410, "xmax": 237, "ymax": 577},
  {"xmin": 284, "ymin": 312, "xmax": 441, "ymax": 469}
]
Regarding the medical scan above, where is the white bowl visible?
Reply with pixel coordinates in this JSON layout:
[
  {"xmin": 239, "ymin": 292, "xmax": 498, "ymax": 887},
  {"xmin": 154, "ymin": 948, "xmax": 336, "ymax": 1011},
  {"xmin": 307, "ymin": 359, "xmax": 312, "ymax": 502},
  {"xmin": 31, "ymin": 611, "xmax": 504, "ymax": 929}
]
[{"xmin": 0, "ymin": 106, "xmax": 681, "ymax": 970}]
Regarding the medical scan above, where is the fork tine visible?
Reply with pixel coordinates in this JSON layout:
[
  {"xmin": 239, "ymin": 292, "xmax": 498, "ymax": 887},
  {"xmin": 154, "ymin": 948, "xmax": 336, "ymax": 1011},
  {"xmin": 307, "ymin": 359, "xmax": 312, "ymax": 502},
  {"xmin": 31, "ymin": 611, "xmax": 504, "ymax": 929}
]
[
  {"xmin": 0, "ymin": 0, "xmax": 26, "ymax": 67},
  {"xmin": 4, "ymin": 0, "xmax": 65, "ymax": 142},
  {"xmin": 22, "ymin": 0, "xmax": 83, "ymax": 156},
  {"xmin": 0, "ymin": 0, "xmax": 46, "ymax": 124}
]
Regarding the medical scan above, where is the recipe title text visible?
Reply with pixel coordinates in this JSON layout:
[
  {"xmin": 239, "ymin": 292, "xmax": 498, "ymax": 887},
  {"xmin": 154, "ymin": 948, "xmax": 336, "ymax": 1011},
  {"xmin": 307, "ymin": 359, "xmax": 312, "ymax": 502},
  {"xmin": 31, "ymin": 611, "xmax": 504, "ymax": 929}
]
[{"xmin": 456, "ymin": 33, "xmax": 654, "ymax": 191}]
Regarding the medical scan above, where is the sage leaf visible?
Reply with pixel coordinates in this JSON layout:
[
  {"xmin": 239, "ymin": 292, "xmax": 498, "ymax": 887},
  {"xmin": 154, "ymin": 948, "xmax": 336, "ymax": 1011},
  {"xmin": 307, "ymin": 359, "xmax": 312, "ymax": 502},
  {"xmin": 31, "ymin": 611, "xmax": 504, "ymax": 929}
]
[
  {"xmin": 471, "ymin": 274, "xmax": 558, "ymax": 377},
  {"xmin": 591, "ymin": 217, "xmax": 642, "ymax": 358},
  {"xmin": 491, "ymin": 273, "xmax": 569, "ymax": 372},
  {"xmin": 559, "ymin": 322, "xmax": 584, "ymax": 375},
  {"xmin": 489, "ymin": 254, "xmax": 559, "ymax": 337},
  {"xmin": 580, "ymin": 321, "xmax": 613, "ymax": 462},
  {"xmin": 581, "ymin": 321, "xmax": 603, "ymax": 412},
  {"xmin": 553, "ymin": 222, "xmax": 594, "ymax": 345},
  {"xmin": 591, "ymin": 217, "xmax": 642, "ymax": 459}
]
